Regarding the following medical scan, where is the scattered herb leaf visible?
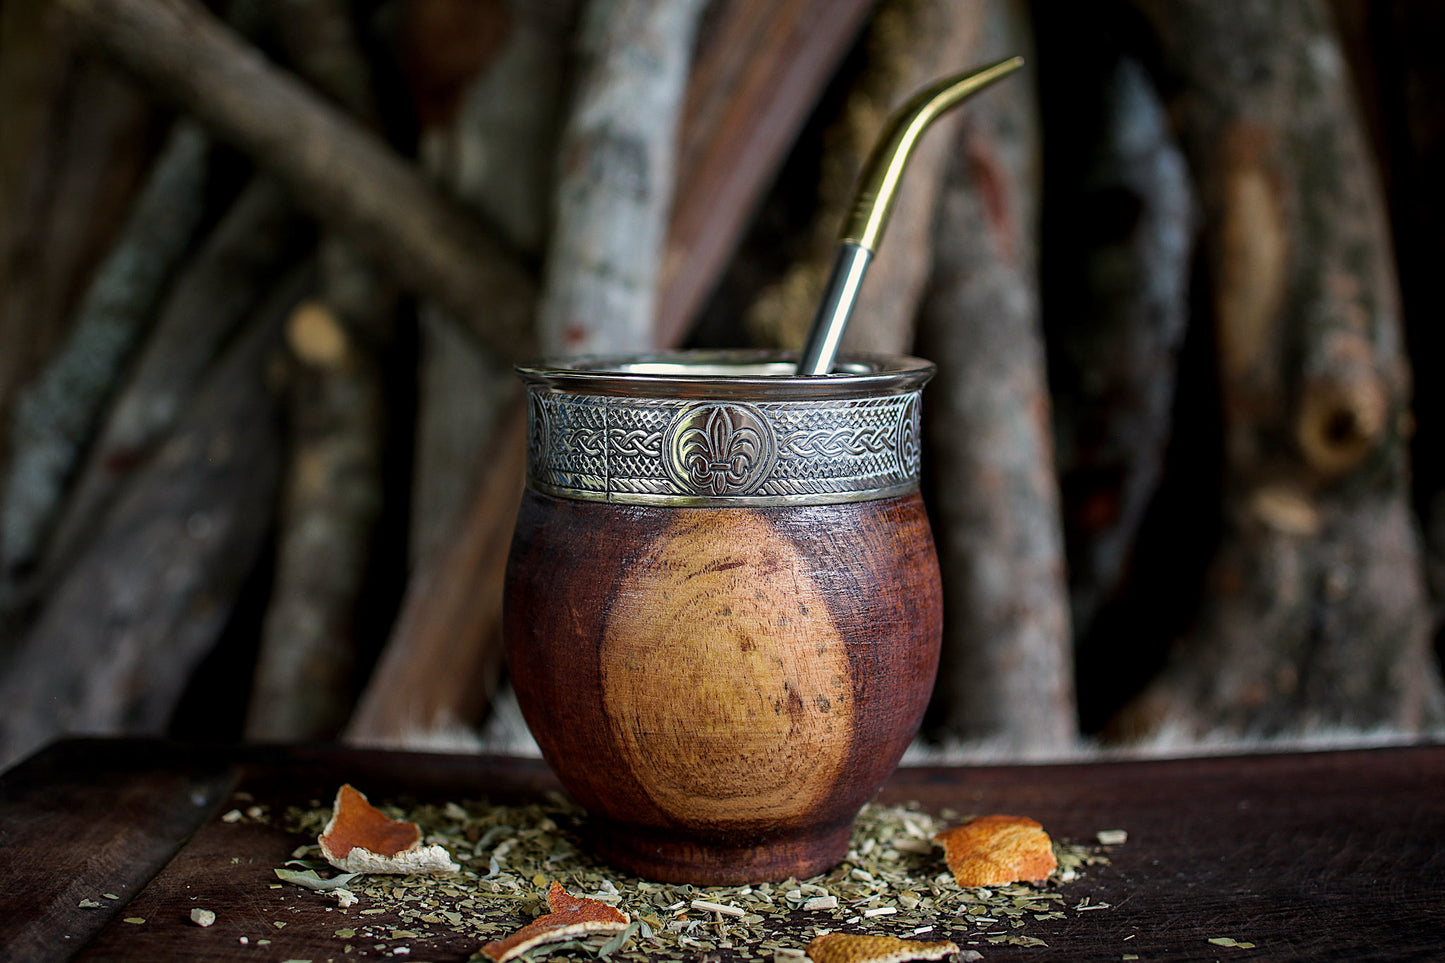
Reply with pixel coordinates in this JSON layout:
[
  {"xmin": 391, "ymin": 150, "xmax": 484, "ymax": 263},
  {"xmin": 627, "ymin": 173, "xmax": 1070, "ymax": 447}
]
[
  {"xmin": 276, "ymin": 796, "xmax": 1111, "ymax": 960},
  {"xmin": 275, "ymin": 868, "xmax": 361, "ymax": 892}
]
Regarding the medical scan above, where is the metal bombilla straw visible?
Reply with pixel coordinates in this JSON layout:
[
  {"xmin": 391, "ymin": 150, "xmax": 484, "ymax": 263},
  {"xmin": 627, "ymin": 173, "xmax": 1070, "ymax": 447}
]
[{"xmin": 795, "ymin": 56, "xmax": 1026, "ymax": 376}]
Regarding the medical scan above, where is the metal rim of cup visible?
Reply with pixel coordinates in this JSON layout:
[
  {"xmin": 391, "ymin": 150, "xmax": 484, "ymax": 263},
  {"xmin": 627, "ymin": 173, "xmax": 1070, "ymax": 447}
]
[
  {"xmin": 516, "ymin": 351, "xmax": 935, "ymax": 507},
  {"xmin": 515, "ymin": 350, "xmax": 935, "ymax": 398}
]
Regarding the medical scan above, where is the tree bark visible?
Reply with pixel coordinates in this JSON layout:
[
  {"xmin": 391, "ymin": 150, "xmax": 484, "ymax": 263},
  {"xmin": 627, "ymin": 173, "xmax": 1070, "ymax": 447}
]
[
  {"xmin": 403, "ymin": 0, "xmax": 872, "ymax": 568},
  {"xmin": 245, "ymin": 294, "xmax": 386, "ymax": 741},
  {"xmin": 0, "ymin": 10, "xmax": 162, "ymax": 472},
  {"xmin": 536, "ymin": 0, "xmax": 707, "ymax": 355},
  {"xmin": 1344, "ymin": 1, "xmax": 1445, "ymax": 662},
  {"xmin": 409, "ymin": 320, "xmax": 516, "ymax": 568},
  {"xmin": 34, "ymin": 176, "xmax": 305, "ymax": 601},
  {"xmin": 0, "ymin": 122, "xmax": 211, "ymax": 587},
  {"xmin": 1117, "ymin": 0, "xmax": 1444, "ymax": 741},
  {"xmin": 348, "ymin": 0, "xmax": 710, "ymax": 747},
  {"xmin": 916, "ymin": 0, "xmax": 1076, "ymax": 755},
  {"xmin": 410, "ymin": 0, "xmax": 568, "ymax": 258},
  {"xmin": 0, "ymin": 270, "xmax": 300, "ymax": 770},
  {"xmin": 745, "ymin": 0, "xmax": 987, "ymax": 356},
  {"xmin": 59, "ymin": 0, "xmax": 537, "ymax": 360}
]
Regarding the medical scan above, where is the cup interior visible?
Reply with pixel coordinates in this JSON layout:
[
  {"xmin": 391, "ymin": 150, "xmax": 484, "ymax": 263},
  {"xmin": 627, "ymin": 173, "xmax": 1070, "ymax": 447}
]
[{"xmin": 617, "ymin": 360, "xmax": 871, "ymax": 377}]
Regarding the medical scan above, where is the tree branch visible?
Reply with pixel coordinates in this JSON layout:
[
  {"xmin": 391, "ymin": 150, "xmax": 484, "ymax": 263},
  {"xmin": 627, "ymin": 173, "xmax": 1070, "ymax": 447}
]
[
  {"xmin": 537, "ymin": 0, "xmax": 707, "ymax": 354},
  {"xmin": 916, "ymin": 0, "xmax": 1076, "ymax": 755},
  {"xmin": 59, "ymin": 0, "xmax": 537, "ymax": 359}
]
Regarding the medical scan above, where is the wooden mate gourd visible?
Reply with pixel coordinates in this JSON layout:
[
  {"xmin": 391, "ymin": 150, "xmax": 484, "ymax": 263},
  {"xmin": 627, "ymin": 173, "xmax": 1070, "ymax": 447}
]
[{"xmin": 504, "ymin": 352, "xmax": 941, "ymax": 883}]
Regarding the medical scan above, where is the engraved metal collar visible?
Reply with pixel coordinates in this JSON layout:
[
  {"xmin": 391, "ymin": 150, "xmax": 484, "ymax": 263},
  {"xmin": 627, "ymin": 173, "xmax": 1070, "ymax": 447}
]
[{"xmin": 516, "ymin": 351, "xmax": 934, "ymax": 507}]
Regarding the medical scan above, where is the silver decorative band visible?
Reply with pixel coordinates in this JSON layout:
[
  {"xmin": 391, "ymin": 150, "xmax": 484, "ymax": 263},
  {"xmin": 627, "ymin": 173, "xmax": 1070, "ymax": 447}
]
[{"xmin": 517, "ymin": 352, "xmax": 932, "ymax": 507}]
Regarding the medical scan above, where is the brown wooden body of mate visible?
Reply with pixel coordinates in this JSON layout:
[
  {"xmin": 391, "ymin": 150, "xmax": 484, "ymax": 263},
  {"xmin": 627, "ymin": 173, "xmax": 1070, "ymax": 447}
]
[{"xmin": 503, "ymin": 489, "xmax": 942, "ymax": 884}]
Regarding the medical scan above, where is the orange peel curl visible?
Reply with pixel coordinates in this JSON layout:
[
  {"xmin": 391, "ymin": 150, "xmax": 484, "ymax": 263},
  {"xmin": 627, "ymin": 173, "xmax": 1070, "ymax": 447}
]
[
  {"xmin": 481, "ymin": 881, "xmax": 631, "ymax": 962},
  {"xmin": 318, "ymin": 784, "xmax": 459, "ymax": 876},
  {"xmin": 932, "ymin": 813, "xmax": 1056, "ymax": 887},
  {"xmin": 805, "ymin": 932, "xmax": 961, "ymax": 963}
]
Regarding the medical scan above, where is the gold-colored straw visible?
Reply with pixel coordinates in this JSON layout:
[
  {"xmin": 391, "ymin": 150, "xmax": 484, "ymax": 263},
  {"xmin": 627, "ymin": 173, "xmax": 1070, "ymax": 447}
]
[{"xmin": 796, "ymin": 57, "xmax": 1025, "ymax": 376}]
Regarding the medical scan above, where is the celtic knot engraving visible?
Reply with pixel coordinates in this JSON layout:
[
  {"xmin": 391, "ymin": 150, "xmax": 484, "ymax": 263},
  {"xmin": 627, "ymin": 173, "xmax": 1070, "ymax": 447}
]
[
  {"xmin": 778, "ymin": 426, "xmax": 895, "ymax": 459},
  {"xmin": 611, "ymin": 428, "xmax": 663, "ymax": 457},
  {"xmin": 552, "ymin": 426, "xmax": 607, "ymax": 455},
  {"xmin": 524, "ymin": 386, "xmax": 923, "ymax": 505},
  {"xmin": 664, "ymin": 403, "xmax": 777, "ymax": 496}
]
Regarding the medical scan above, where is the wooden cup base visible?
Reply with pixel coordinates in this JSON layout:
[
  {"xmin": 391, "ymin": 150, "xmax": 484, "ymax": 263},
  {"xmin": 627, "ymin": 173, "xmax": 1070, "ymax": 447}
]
[{"xmin": 588, "ymin": 817, "xmax": 855, "ymax": 885}]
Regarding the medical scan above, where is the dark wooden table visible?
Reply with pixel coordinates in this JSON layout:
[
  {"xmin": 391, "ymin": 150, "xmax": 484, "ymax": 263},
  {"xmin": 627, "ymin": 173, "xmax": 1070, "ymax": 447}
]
[{"xmin": 1, "ymin": 738, "xmax": 1441, "ymax": 961}]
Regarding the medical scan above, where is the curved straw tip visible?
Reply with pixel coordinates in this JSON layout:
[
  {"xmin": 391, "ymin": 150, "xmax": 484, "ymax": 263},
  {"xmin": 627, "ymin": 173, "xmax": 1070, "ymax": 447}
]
[
  {"xmin": 843, "ymin": 55, "xmax": 1027, "ymax": 252},
  {"xmin": 989, "ymin": 55, "xmax": 1026, "ymax": 80},
  {"xmin": 800, "ymin": 57, "xmax": 1027, "ymax": 374}
]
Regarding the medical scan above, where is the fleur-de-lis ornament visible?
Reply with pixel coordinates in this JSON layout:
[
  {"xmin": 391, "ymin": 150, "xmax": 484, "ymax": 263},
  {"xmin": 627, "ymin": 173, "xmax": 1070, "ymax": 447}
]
[{"xmin": 666, "ymin": 403, "xmax": 776, "ymax": 496}]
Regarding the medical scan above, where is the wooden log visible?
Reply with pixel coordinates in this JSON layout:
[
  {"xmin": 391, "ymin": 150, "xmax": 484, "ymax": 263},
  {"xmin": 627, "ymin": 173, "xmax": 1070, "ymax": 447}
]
[
  {"xmin": 350, "ymin": 0, "xmax": 707, "ymax": 745},
  {"xmin": 409, "ymin": 317, "xmax": 516, "ymax": 568},
  {"xmin": 915, "ymin": 0, "xmax": 1076, "ymax": 755},
  {"xmin": 410, "ymin": 0, "xmax": 570, "ymax": 258},
  {"xmin": 244, "ymin": 295, "xmax": 387, "ymax": 741},
  {"xmin": 350, "ymin": 1, "xmax": 579, "ymax": 740},
  {"xmin": 58, "ymin": 0, "xmax": 538, "ymax": 360},
  {"xmin": 34, "ymin": 176, "xmax": 305, "ymax": 601},
  {"xmin": 266, "ymin": 0, "xmax": 382, "ymax": 126},
  {"xmin": 1116, "ymin": 0, "xmax": 1443, "ymax": 741},
  {"xmin": 0, "ymin": 122, "xmax": 212, "ymax": 587},
  {"xmin": 655, "ymin": 0, "xmax": 876, "ymax": 348},
  {"xmin": 0, "ymin": 5, "xmax": 73, "ymax": 367},
  {"xmin": 1040, "ymin": 52, "xmax": 1196, "ymax": 642},
  {"xmin": 744, "ymin": 0, "xmax": 987, "ymax": 356},
  {"xmin": 536, "ymin": 0, "xmax": 707, "ymax": 355},
  {"xmin": 0, "ymin": 9, "xmax": 163, "ymax": 472},
  {"xmin": 405, "ymin": 0, "xmax": 869, "ymax": 561},
  {"xmin": 0, "ymin": 270, "xmax": 302, "ymax": 771},
  {"xmin": 245, "ymin": 0, "xmax": 397, "ymax": 742}
]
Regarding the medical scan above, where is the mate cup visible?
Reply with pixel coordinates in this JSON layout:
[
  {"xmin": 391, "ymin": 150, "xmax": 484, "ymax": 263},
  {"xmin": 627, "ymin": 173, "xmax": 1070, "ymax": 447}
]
[{"xmin": 503, "ymin": 351, "xmax": 942, "ymax": 884}]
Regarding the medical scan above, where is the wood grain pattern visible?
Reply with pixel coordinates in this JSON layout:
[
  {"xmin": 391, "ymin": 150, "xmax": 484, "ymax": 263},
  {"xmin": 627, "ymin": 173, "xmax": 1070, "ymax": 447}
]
[
  {"xmin": 1118, "ymin": 0, "xmax": 1442, "ymax": 739},
  {"xmin": 602, "ymin": 510, "xmax": 854, "ymax": 826},
  {"xmin": 0, "ymin": 740, "xmax": 237, "ymax": 962},
  {"xmin": 504, "ymin": 491, "xmax": 942, "ymax": 883}
]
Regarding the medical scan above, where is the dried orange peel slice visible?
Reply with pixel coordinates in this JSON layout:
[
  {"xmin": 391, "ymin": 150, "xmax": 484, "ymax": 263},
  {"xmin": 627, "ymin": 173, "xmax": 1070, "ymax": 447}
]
[
  {"xmin": 805, "ymin": 932, "xmax": 961, "ymax": 963},
  {"xmin": 933, "ymin": 813, "xmax": 1057, "ymax": 887},
  {"xmin": 318, "ymin": 784, "xmax": 459, "ymax": 876},
  {"xmin": 481, "ymin": 881, "xmax": 631, "ymax": 962}
]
